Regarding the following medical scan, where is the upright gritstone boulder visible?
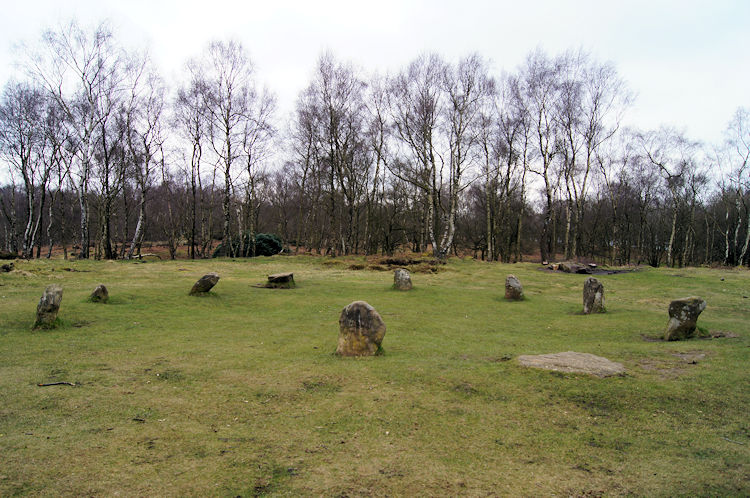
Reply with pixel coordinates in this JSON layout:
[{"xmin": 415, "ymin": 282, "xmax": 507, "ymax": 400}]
[
  {"xmin": 90, "ymin": 284, "xmax": 109, "ymax": 303},
  {"xmin": 190, "ymin": 272, "xmax": 220, "ymax": 295},
  {"xmin": 336, "ymin": 301, "xmax": 386, "ymax": 356},
  {"xmin": 393, "ymin": 268, "xmax": 412, "ymax": 291},
  {"xmin": 583, "ymin": 277, "xmax": 605, "ymax": 314},
  {"xmin": 266, "ymin": 272, "xmax": 295, "ymax": 288},
  {"xmin": 664, "ymin": 297, "xmax": 706, "ymax": 341},
  {"xmin": 505, "ymin": 275, "xmax": 524, "ymax": 300},
  {"xmin": 35, "ymin": 284, "xmax": 63, "ymax": 328}
]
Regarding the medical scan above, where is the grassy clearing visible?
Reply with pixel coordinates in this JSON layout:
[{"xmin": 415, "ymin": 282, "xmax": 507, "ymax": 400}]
[{"xmin": 1, "ymin": 256, "xmax": 749, "ymax": 496}]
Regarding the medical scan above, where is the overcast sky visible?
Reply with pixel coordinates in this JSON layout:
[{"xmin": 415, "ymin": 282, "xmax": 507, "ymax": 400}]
[{"xmin": 1, "ymin": 0, "xmax": 747, "ymax": 145}]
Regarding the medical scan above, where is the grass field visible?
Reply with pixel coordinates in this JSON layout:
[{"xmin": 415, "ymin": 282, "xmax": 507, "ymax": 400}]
[{"xmin": 1, "ymin": 256, "xmax": 749, "ymax": 496}]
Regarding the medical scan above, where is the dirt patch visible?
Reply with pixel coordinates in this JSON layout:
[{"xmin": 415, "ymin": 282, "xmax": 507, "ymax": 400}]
[
  {"xmin": 708, "ymin": 330, "xmax": 740, "ymax": 339},
  {"xmin": 517, "ymin": 351, "xmax": 625, "ymax": 378},
  {"xmin": 539, "ymin": 266, "xmax": 637, "ymax": 276},
  {"xmin": 672, "ymin": 351, "xmax": 708, "ymax": 364},
  {"xmin": 642, "ymin": 330, "xmax": 739, "ymax": 342},
  {"xmin": 453, "ymin": 382, "xmax": 479, "ymax": 395},
  {"xmin": 373, "ymin": 255, "xmax": 444, "ymax": 273},
  {"xmin": 637, "ymin": 359, "xmax": 688, "ymax": 379}
]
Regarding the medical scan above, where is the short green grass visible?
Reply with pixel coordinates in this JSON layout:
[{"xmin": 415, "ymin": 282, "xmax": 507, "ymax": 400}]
[{"xmin": 1, "ymin": 256, "xmax": 748, "ymax": 496}]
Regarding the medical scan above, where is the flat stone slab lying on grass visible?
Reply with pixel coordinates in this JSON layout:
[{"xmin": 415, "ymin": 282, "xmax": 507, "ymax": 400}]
[{"xmin": 517, "ymin": 351, "xmax": 625, "ymax": 377}]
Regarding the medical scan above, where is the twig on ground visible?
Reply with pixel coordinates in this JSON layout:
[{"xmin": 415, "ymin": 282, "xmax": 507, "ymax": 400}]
[{"xmin": 722, "ymin": 436, "xmax": 745, "ymax": 445}]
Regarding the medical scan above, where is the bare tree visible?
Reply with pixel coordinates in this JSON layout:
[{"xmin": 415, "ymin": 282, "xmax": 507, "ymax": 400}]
[
  {"xmin": 721, "ymin": 107, "xmax": 750, "ymax": 265},
  {"xmin": 0, "ymin": 82, "xmax": 53, "ymax": 258},
  {"xmin": 520, "ymin": 49, "xmax": 561, "ymax": 262},
  {"xmin": 126, "ymin": 56, "xmax": 165, "ymax": 259},
  {"xmin": 175, "ymin": 66, "xmax": 209, "ymax": 258},
  {"xmin": 27, "ymin": 20, "xmax": 122, "ymax": 258},
  {"xmin": 640, "ymin": 127, "xmax": 698, "ymax": 267},
  {"xmin": 198, "ymin": 39, "xmax": 267, "ymax": 257}
]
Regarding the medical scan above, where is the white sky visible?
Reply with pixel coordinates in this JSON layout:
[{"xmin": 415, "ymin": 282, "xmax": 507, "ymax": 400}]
[{"xmin": 0, "ymin": 0, "xmax": 748, "ymax": 145}]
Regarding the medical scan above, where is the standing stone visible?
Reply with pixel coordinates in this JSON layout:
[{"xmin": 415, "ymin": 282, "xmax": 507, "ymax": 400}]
[
  {"xmin": 664, "ymin": 297, "xmax": 707, "ymax": 340},
  {"xmin": 266, "ymin": 272, "xmax": 295, "ymax": 288},
  {"xmin": 583, "ymin": 277, "xmax": 605, "ymax": 314},
  {"xmin": 90, "ymin": 284, "xmax": 109, "ymax": 303},
  {"xmin": 190, "ymin": 272, "xmax": 220, "ymax": 295},
  {"xmin": 393, "ymin": 268, "xmax": 412, "ymax": 291},
  {"xmin": 505, "ymin": 275, "xmax": 524, "ymax": 300},
  {"xmin": 34, "ymin": 285, "xmax": 63, "ymax": 328},
  {"xmin": 336, "ymin": 301, "xmax": 386, "ymax": 356}
]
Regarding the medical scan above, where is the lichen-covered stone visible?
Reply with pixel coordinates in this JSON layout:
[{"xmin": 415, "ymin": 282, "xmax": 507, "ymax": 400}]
[
  {"xmin": 34, "ymin": 284, "xmax": 63, "ymax": 328},
  {"xmin": 266, "ymin": 272, "xmax": 295, "ymax": 288},
  {"xmin": 664, "ymin": 297, "xmax": 706, "ymax": 340},
  {"xmin": 583, "ymin": 277, "xmax": 605, "ymax": 314},
  {"xmin": 336, "ymin": 301, "xmax": 386, "ymax": 356},
  {"xmin": 393, "ymin": 268, "xmax": 412, "ymax": 291},
  {"xmin": 90, "ymin": 284, "xmax": 109, "ymax": 303},
  {"xmin": 190, "ymin": 272, "xmax": 220, "ymax": 295},
  {"xmin": 505, "ymin": 275, "xmax": 524, "ymax": 300},
  {"xmin": 518, "ymin": 351, "xmax": 625, "ymax": 377}
]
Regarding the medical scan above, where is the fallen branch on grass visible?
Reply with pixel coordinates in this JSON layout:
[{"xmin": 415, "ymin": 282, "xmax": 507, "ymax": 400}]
[
  {"xmin": 722, "ymin": 436, "xmax": 745, "ymax": 445},
  {"xmin": 130, "ymin": 253, "xmax": 162, "ymax": 260}
]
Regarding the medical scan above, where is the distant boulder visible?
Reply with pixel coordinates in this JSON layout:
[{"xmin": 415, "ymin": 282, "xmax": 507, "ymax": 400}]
[
  {"xmin": 190, "ymin": 272, "xmax": 220, "ymax": 295},
  {"xmin": 559, "ymin": 261, "xmax": 590, "ymax": 274},
  {"xmin": 664, "ymin": 297, "xmax": 706, "ymax": 340},
  {"xmin": 336, "ymin": 301, "xmax": 386, "ymax": 356}
]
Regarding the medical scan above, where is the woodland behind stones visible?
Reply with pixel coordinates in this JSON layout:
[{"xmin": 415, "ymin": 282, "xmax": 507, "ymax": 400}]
[{"xmin": 0, "ymin": 21, "xmax": 748, "ymax": 268}]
